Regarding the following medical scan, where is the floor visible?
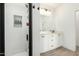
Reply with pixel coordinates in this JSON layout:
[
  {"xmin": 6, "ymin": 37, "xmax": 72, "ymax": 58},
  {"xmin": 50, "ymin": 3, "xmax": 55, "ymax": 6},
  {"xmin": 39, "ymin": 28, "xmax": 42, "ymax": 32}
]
[
  {"xmin": 13, "ymin": 51, "xmax": 28, "ymax": 56},
  {"xmin": 40, "ymin": 47, "xmax": 79, "ymax": 56}
]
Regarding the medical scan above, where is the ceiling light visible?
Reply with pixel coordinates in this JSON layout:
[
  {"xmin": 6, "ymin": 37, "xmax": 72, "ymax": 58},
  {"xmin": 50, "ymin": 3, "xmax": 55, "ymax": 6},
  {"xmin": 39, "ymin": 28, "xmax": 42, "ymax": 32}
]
[{"xmin": 40, "ymin": 8, "xmax": 51, "ymax": 16}]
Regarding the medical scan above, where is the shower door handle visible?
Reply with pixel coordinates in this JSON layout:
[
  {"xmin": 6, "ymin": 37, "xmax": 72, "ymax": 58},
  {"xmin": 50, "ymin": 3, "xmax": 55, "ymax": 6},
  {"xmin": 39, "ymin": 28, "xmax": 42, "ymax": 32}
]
[{"xmin": 26, "ymin": 34, "xmax": 28, "ymax": 41}]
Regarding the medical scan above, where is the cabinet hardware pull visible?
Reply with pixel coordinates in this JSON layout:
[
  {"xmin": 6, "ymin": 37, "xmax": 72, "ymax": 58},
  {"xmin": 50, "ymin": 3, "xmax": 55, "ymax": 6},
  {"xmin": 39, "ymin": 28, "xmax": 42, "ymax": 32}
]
[
  {"xmin": 26, "ymin": 34, "xmax": 28, "ymax": 41},
  {"xmin": 51, "ymin": 45, "xmax": 53, "ymax": 47},
  {"xmin": 41, "ymin": 36, "xmax": 44, "ymax": 38}
]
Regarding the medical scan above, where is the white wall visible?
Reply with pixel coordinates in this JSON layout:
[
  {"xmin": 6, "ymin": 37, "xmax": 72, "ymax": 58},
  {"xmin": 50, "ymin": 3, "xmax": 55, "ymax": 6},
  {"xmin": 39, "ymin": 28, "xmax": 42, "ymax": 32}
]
[
  {"xmin": 54, "ymin": 3, "xmax": 79, "ymax": 51},
  {"xmin": 32, "ymin": 3, "xmax": 40, "ymax": 56},
  {"xmin": 75, "ymin": 11, "xmax": 79, "ymax": 47},
  {"xmin": 40, "ymin": 14, "xmax": 55, "ymax": 31},
  {"xmin": 5, "ymin": 3, "xmax": 29, "ymax": 55}
]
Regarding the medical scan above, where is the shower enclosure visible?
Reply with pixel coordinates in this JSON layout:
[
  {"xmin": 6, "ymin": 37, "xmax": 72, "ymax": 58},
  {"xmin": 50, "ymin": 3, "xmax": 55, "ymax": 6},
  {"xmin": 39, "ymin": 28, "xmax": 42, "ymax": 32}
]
[
  {"xmin": 0, "ymin": 3, "xmax": 33, "ymax": 56},
  {"xmin": 0, "ymin": 3, "xmax": 40, "ymax": 56},
  {"xmin": 5, "ymin": 3, "xmax": 32, "ymax": 56}
]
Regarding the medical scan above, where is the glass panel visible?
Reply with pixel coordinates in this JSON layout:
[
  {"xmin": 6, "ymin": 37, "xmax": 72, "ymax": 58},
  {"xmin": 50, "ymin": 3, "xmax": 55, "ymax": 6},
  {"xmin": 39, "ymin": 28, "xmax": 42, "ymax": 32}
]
[{"xmin": 5, "ymin": 3, "xmax": 30, "ymax": 56}]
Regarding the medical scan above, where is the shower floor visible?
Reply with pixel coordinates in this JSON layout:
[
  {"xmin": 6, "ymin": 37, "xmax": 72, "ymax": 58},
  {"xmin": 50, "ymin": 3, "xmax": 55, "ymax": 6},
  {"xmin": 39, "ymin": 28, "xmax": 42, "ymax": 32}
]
[{"xmin": 13, "ymin": 51, "xmax": 28, "ymax": 56}]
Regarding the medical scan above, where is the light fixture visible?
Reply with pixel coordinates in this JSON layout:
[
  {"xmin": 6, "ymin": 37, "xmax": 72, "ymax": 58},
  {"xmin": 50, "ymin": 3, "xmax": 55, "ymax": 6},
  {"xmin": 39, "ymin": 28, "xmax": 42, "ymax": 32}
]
[{"xmin": 40, "ymin": 8, "xmax": 51, "ymax": 16}]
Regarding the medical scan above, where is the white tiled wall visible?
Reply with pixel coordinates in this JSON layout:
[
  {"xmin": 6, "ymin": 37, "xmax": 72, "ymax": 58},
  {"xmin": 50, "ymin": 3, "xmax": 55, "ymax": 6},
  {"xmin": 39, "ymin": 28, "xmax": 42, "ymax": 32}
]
[{"xmin": 5, "ymin": 3, "xmax": 29, "ymax": 56}]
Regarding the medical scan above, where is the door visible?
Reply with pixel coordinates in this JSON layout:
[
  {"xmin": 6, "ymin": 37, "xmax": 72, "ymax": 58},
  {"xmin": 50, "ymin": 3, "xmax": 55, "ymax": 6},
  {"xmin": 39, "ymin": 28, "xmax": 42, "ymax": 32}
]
[{"xmin": 5, "ymin": 3, "xmax": 32, "ymax": 56}]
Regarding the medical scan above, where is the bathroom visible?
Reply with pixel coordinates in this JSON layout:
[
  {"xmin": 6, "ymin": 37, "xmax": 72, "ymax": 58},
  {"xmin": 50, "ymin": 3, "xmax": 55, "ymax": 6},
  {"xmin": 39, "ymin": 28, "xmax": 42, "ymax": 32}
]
[
  {"xmin": 5, "ymin": 3, "xmax": 76, "ymax": 56},
  {"xmin": 40, "ymin": 3, "xmax": 79, "ymax": 56},
  {"xmin": 1, "ymin": 3, "xmax": 79, "ymax": 56},
  {"xmin": 40, "ymin": 3, "xmax": 64, "ymax": 56}
]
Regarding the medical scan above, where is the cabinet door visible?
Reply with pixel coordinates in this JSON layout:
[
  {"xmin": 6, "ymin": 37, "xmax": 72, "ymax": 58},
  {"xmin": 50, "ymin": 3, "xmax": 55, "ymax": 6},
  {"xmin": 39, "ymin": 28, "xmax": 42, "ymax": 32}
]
[
  {"xmin": 40, "ymin": 35, "xmax": 49, "ymax": 53},
  {"xmin": 40, "ymin": 35, "xmax": 44, "ymax": 53},
  {"xmin": 43, "ymin": 35, "xmax": 49, "ymax": 52}
]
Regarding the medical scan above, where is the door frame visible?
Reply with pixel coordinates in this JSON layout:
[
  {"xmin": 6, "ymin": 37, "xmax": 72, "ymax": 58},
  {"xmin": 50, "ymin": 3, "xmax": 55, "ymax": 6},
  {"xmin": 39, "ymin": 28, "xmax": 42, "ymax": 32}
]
[
  {"xmin": 29, "ymin": 3, "xmax": 32, "ymax": 56},
  {"xmin": 0, "ymin": 3, "xmax": 5, "ymax": 56},
  {"xmin": 74, "ymin": 9, "xmax": 79, "ymax": 51}
]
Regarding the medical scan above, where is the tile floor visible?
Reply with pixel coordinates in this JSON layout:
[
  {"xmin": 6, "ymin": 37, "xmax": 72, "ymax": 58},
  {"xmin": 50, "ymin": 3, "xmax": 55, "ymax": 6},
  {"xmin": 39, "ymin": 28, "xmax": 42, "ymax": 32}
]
[{"xmin": 13, "ymin": 51, "xmax": 28, "ymax": 56}]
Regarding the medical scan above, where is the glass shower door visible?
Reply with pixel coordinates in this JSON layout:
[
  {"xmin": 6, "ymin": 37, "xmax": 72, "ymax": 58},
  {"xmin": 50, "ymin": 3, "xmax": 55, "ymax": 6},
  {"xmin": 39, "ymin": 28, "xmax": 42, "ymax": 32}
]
[{"xmin": 5, "ymin": 3, "xmax": 32, "ymax": 56}]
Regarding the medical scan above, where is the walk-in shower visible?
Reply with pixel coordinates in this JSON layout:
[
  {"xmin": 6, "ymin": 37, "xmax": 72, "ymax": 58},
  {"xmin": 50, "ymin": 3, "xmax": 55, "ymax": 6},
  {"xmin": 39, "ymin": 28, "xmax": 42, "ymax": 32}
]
[
  {"xmin": 0, "ymin": 3, "xmax": 40, "ymax": 56},
  {"xmin": 4, "ymin": 3, "xmax": 32, "ymax": 56}
]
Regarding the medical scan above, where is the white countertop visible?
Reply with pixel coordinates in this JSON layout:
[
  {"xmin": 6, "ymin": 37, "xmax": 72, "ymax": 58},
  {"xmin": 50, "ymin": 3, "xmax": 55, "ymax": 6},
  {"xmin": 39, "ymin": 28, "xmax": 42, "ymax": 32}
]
[{"xmin": 40, "ymin": 31, "xmax": 63, "ymax": 36}]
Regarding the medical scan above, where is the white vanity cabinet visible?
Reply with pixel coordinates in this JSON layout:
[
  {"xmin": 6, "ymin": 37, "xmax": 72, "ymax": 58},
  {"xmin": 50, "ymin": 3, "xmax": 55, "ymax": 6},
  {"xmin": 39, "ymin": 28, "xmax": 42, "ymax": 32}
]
[
  {"xmin": 40, "ymin": 34, "xmax": 49, "ymax": 53},
  {"xmin": 40, "ymin": 33, "xmax": 61, "ymax": 53},
  {"xmin": 48, "ymin": 34, "xmax": 61, "ymax": 51}
]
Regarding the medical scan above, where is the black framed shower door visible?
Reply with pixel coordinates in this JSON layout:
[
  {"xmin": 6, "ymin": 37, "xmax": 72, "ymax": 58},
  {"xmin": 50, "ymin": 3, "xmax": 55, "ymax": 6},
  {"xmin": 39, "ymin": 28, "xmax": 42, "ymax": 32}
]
[
  {"xmin": 0, "ymin": 3, "xmax": 5, "ymax": 56},
  {"xmin": 29, "ymin": 3, "xmax": 32, "ymax": 56},
  {"xmin": 0, "ymin": 3, "xmax": 33, "ymax": 56}
]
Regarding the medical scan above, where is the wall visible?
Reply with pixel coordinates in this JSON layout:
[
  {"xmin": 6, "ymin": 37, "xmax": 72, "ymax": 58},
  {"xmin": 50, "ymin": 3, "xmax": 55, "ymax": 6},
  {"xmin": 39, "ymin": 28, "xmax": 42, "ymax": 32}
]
[
  {"xmin": 40, "ymin": 13, "xmax": 55, "ymax": 31},
  {"xmin": 32, "ymin": 3, "xmax": 40, "ymax": 56},
  {"xmin": 75, "ymin": 11, "xmax": 79, "ymax": 47},
  {"xmin": 5, "ymin": 3, "xmax": 29, "ymax": 55},
  {"xmin": 55, "ymin": 3, "xmax": 79, "ymax": 51}
]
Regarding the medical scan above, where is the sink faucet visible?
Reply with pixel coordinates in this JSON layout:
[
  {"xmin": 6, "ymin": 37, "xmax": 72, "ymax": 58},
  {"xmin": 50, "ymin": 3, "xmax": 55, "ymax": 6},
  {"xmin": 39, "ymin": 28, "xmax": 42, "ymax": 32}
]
[{"xmin": 50, "ymin": 30, "xmax": 55, "ymax": 33}]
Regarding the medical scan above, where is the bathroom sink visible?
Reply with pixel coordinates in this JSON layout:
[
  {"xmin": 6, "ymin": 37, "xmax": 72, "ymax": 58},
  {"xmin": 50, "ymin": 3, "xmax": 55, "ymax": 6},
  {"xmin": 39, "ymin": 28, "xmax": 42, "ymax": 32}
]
[
  {"xmin": 40, "ymin": 31, "xmax": 62, "ymax": 36},
  {"xmin": 40, "ymin": 31, "xmax": 48, "ymax": 34},
  {"xmin": 40, "ymin": 31, "xmax": 50, "ymax": 35}
]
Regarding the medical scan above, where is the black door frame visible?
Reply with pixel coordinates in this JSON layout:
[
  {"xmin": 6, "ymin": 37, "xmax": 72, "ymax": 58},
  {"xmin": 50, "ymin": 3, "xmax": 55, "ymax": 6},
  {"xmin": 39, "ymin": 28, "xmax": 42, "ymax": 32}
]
[
  {"xmin": 0, "ymin": 3, "xmax": 33, "ymax": 56},
  {"xmin": 29, "ymin": 3, "xmax": 32, "ymax": 56},
  {"xmin": 0, "ymin": 3, "xmax": 5, "ymax": 56}
]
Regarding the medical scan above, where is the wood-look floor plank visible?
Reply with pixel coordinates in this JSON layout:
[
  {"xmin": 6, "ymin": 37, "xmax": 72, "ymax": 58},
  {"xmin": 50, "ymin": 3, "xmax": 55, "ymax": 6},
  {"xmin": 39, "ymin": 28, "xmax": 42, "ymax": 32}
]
[{"xmin": 40, "ymin": 47, "xmax": 79, "ymax": 56}]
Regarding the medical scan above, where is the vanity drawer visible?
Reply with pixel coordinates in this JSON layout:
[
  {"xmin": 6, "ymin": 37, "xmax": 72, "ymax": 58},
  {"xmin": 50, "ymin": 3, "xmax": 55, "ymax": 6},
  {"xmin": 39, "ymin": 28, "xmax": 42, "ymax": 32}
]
[
  {"xmin": 50, "ymin": 45, "xmax": 54, "ymax": 47},
  {"xmin": 51, "ymin": 39, "xmax": 54, "ymax": 41},
  {"xmin": 41, "ymin": 35, "xmax": 45, "ymax": 38},
  {"xmin": 48, "ymin": 44, "xmax": 55, "ymax": 50},
  {"xmin": 48, "ymin": 38, "xmax": 56, "ymax": 44},
  {"xmin": 48, "ymin": 43, "xmax": 59, "ymax": 50}
]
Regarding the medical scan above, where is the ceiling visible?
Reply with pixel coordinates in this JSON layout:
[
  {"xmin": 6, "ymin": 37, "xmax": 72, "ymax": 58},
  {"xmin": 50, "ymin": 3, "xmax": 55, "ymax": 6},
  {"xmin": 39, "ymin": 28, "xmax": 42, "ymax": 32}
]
[{"xmin": 40, "ymin": 3, "xmax": 61, "ymax": 11}]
